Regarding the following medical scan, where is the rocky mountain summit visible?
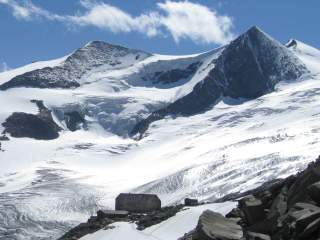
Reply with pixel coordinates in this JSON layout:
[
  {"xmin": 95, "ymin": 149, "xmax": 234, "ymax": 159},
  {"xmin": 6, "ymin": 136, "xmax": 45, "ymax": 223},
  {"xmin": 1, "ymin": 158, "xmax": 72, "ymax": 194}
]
[
  {"xmin": 131, "ymin": 26, "xmax": 308, "ymax": 138},
  {"xmin": 0, "ymin": 41, "xmax": 150, "ymax": 90}
]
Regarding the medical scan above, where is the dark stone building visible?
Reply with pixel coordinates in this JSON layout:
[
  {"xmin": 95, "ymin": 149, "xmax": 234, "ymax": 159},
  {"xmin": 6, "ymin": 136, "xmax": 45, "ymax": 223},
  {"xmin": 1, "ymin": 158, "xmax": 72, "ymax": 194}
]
[{"xmin": 115, "ymin": 193, "xmax": 161, "ymax": 213}]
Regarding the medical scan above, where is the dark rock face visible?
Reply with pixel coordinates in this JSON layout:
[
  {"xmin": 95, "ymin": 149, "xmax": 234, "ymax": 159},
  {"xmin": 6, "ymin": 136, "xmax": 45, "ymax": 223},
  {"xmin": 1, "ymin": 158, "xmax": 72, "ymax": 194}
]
[
  {"xmin": 64, "ymin": 111, "xmax": 86, "ymax": 132},
  {"xmin": 196, "ymin": 210, "xmax": 243, "ymax": 240},
  {"xmin": 0, "ymin": 41, "xmax": 150, "ymax": 90},
  {"xmin": 0, "ymin": 68, "xmax": 80, "ymax": 90},
  {"xmin": 2, "ymin": 100, "xmax": 61, "ymax": 140},
  {"xmin": 2, "ymin": 113, "xmax": 61, "ymax": 140},
  {"xmin": 151, "ymin": 62, "xmax": 200, "ymax": 84},
  {"xmin": 239, "ymin": 195, "xmax": 266, "ymax": 225},
  {"xmin": 307, "ymin": 181, "xmax": 320, "ymax": 203},
  {"xmin": 115, "ymin": 193, "xmax": 161, "ymax": 213},
  {"xmin": 0, "ymin": 135, "xmax": 9, "ymax": 141},
  {"xmin": 219, "ymin": 26, "xmax": 306, "ymax": 99},
  {"xmin": 131, "ymin": 26, "xmax": 308, "ymax": 138}
]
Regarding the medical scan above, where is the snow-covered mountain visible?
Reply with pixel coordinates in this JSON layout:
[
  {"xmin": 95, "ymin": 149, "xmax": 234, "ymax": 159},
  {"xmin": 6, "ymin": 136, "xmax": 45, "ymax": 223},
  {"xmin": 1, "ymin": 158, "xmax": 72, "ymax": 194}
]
[{"xmin": 0, "ymin": 26, "xmax": 320, "ymax": 239}]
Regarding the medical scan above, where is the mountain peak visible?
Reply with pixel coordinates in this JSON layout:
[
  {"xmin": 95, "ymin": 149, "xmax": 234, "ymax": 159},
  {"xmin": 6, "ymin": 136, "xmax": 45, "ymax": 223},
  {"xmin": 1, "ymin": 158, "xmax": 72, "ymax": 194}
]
[
  {"xmin": 246, "ymin": 25, "xmax": 264, "ymax": 35},
  {"xmin": 83, "ymin": 40, "xmax": 130, "ymax": 51}
]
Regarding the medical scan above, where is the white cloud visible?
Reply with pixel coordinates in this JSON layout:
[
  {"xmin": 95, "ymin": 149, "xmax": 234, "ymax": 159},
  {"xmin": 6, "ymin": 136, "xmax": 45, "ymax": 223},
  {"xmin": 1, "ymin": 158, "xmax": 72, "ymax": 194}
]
[
  {"xmin": 0, "ymin": 62, "xmax": 10, "ymax": 72},
  {"xmin": 0, "ymin": 0, "xmax": 64, "ymax": 21},
  {"xmin": 0, "ymin": 0, "xmax": 234, "ymax": 45},
  {"xmin": 158, "ymin": 1, "xmax": 234, "ymax": 44},
  {"xmin": 69, "ymin": 2, "xmax": 162, "ymax": 37}
]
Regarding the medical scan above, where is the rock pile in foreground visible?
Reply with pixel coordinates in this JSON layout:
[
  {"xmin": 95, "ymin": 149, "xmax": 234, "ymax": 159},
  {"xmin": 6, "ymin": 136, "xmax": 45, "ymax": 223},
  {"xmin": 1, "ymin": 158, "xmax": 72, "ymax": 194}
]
[
  {"xmin": 181, "ymin": 156, "xmax": 320, "ymax": 240},
  {"xmin": 58, "ymin": 205, "xmax": 184, "ymax": 240}
]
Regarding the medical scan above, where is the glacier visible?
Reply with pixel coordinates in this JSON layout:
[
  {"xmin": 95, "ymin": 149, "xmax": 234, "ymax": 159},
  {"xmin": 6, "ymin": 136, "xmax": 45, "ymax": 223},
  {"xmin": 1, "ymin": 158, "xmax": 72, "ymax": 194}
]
[{"xmin": 0, "ymin": 27, "xmax": 320, "ymax": 239}]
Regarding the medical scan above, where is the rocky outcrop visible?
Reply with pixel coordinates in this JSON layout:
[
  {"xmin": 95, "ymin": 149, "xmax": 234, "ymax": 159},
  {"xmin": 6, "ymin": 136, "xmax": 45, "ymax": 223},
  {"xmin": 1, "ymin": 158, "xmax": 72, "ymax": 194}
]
[
  {"xmin": 1, "ymin": 100, "xmax": 61, "ymax": 140},
  {"xmin": 149, "ymin": 62, "xmax": 201, "ymax": 84},
  {"xmin": 180, "ymin": 210, "xmax": 243, "ymax": 240},
  {"xmin": 196, "ymin": 210, "xmax": 243, "ymax": 240},
  {"xmin": 64, "ymin": 111, "xmax": 86, "ymax": 132},
  {"xmin": 131, "ymin": 26, "xmax": 308, "ymax": 138},
  {"xmin": 226, "ymin": 156, "xmax": 320, "ymax": 240},
  {"xmin": 179, "ymin": 156, "xmax": 320, "ymax": 240}
]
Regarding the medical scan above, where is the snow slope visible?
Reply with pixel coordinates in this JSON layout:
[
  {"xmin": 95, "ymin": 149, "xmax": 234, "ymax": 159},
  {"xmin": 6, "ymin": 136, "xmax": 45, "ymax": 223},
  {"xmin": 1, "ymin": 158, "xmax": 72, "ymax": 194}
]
[
  {"xmin": 80, "ymin": 202, "xmax": 235, "ymax": 240},
  {"xmin": 0, "ymin": 28, "xmax": 320, "ymax": 239}
]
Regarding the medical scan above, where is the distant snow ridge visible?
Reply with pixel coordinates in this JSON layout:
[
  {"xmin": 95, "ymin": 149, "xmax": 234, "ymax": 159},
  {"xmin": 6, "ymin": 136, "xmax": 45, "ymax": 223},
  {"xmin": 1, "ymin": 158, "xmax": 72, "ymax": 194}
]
[
  {"xmin": 131, "ymin": 26, "xmax": 308, "ymax": 138},
  {"xmin": 0, "ymin": 41, "xmax": 150, "ymax": 90}
]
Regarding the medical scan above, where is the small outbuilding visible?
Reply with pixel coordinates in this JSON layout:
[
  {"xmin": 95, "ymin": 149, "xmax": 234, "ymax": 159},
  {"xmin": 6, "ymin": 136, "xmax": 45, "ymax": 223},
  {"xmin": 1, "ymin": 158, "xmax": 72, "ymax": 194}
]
[
  {"xmin": 115, "ymin": 193, "xmax": 161, "ymax": 213},
  {"xmin": 184, "ymin": 198, "xmax": 199, "ymax": 206}
]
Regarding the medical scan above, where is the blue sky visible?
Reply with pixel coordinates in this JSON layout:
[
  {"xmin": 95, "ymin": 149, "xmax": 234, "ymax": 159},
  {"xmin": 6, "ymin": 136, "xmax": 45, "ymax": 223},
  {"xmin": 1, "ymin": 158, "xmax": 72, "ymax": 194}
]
[{"xmin": 0, "ymin": 0, "xmax": 319, "ymax": 70}]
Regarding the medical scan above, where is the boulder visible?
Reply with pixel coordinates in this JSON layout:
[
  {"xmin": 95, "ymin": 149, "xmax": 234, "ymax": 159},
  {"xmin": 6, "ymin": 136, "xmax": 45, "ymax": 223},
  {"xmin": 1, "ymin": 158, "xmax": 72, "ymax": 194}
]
[
  {"xmin": 226, "ymin": 208, "xmax": 243, "ymax": 219},
  {"xmin": 196, "ymin": 210, "xmax": 243, "ymax": 240},
  {"xmin": 185, "ymin": 198, "xmax": 199, "ymax": 206},
  {"xmin": 246, "ymin": 216, "xmax": 278, "ymax": 235},
  {"xmin": 267, "ymin": 186, "xmax": 287, "ymax": 219},
  {"xmin": 287, "ymin": 164, "xmax": 320, "ymax": 207},
  {"xmin": 298, "ymin": 217, "xmax": 320, "ymax": 240},
  {"xmin": 295, "ymin": 210, "xmax": 320, "ymax": 233},
  {"xmin": 307, "ymin": 181, "xmax": 320, "ymax": 203},
  {"xmin": 293, "ymin": 202, "xmax": 320, "ymax": 212},
  {"xmin": 239, "ymin": 195, "xmax": 266, "ymax": 225}
]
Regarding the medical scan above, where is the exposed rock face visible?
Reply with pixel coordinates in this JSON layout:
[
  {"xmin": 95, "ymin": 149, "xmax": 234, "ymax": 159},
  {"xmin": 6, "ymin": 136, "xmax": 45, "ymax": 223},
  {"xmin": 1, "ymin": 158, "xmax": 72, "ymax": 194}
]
[
  {"xmin": 307, "ymin": 182, "xmax": 320, "ymax": 203},
  {"xmin": 0, "ymin": 41, "xmax": 150, "ymax": 90},
  {"xmin": 131, "ymin": 26, "xmax": 308, "ymax": 138},
  {"xmin": 1, "ymin": 100, "xmax": 61, "ymax": 140},
  {"xmin": 196, "ymin": 210, "xmax": 243, "ymax": 240},
  {"xmin": 150, "ymin": 62, "xmax": 201, "ymax": 84},
  {"xmin": 64, "ymin": 111, "xmax": 86, "ymax": 132},
  {"xmin": 239, "ymin": 195, "xmax": 266, "ymax": 225},
  {"xmin": 115, "ymin": 193, "xmax": 161, "ymax": 213},
  {"xmin": 2, "ymin": 113, "xmax": 60, "ymax": 140},
  {"xmin": 0, "ymin": 135, "xmax": 9, "ymax": 141}
]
